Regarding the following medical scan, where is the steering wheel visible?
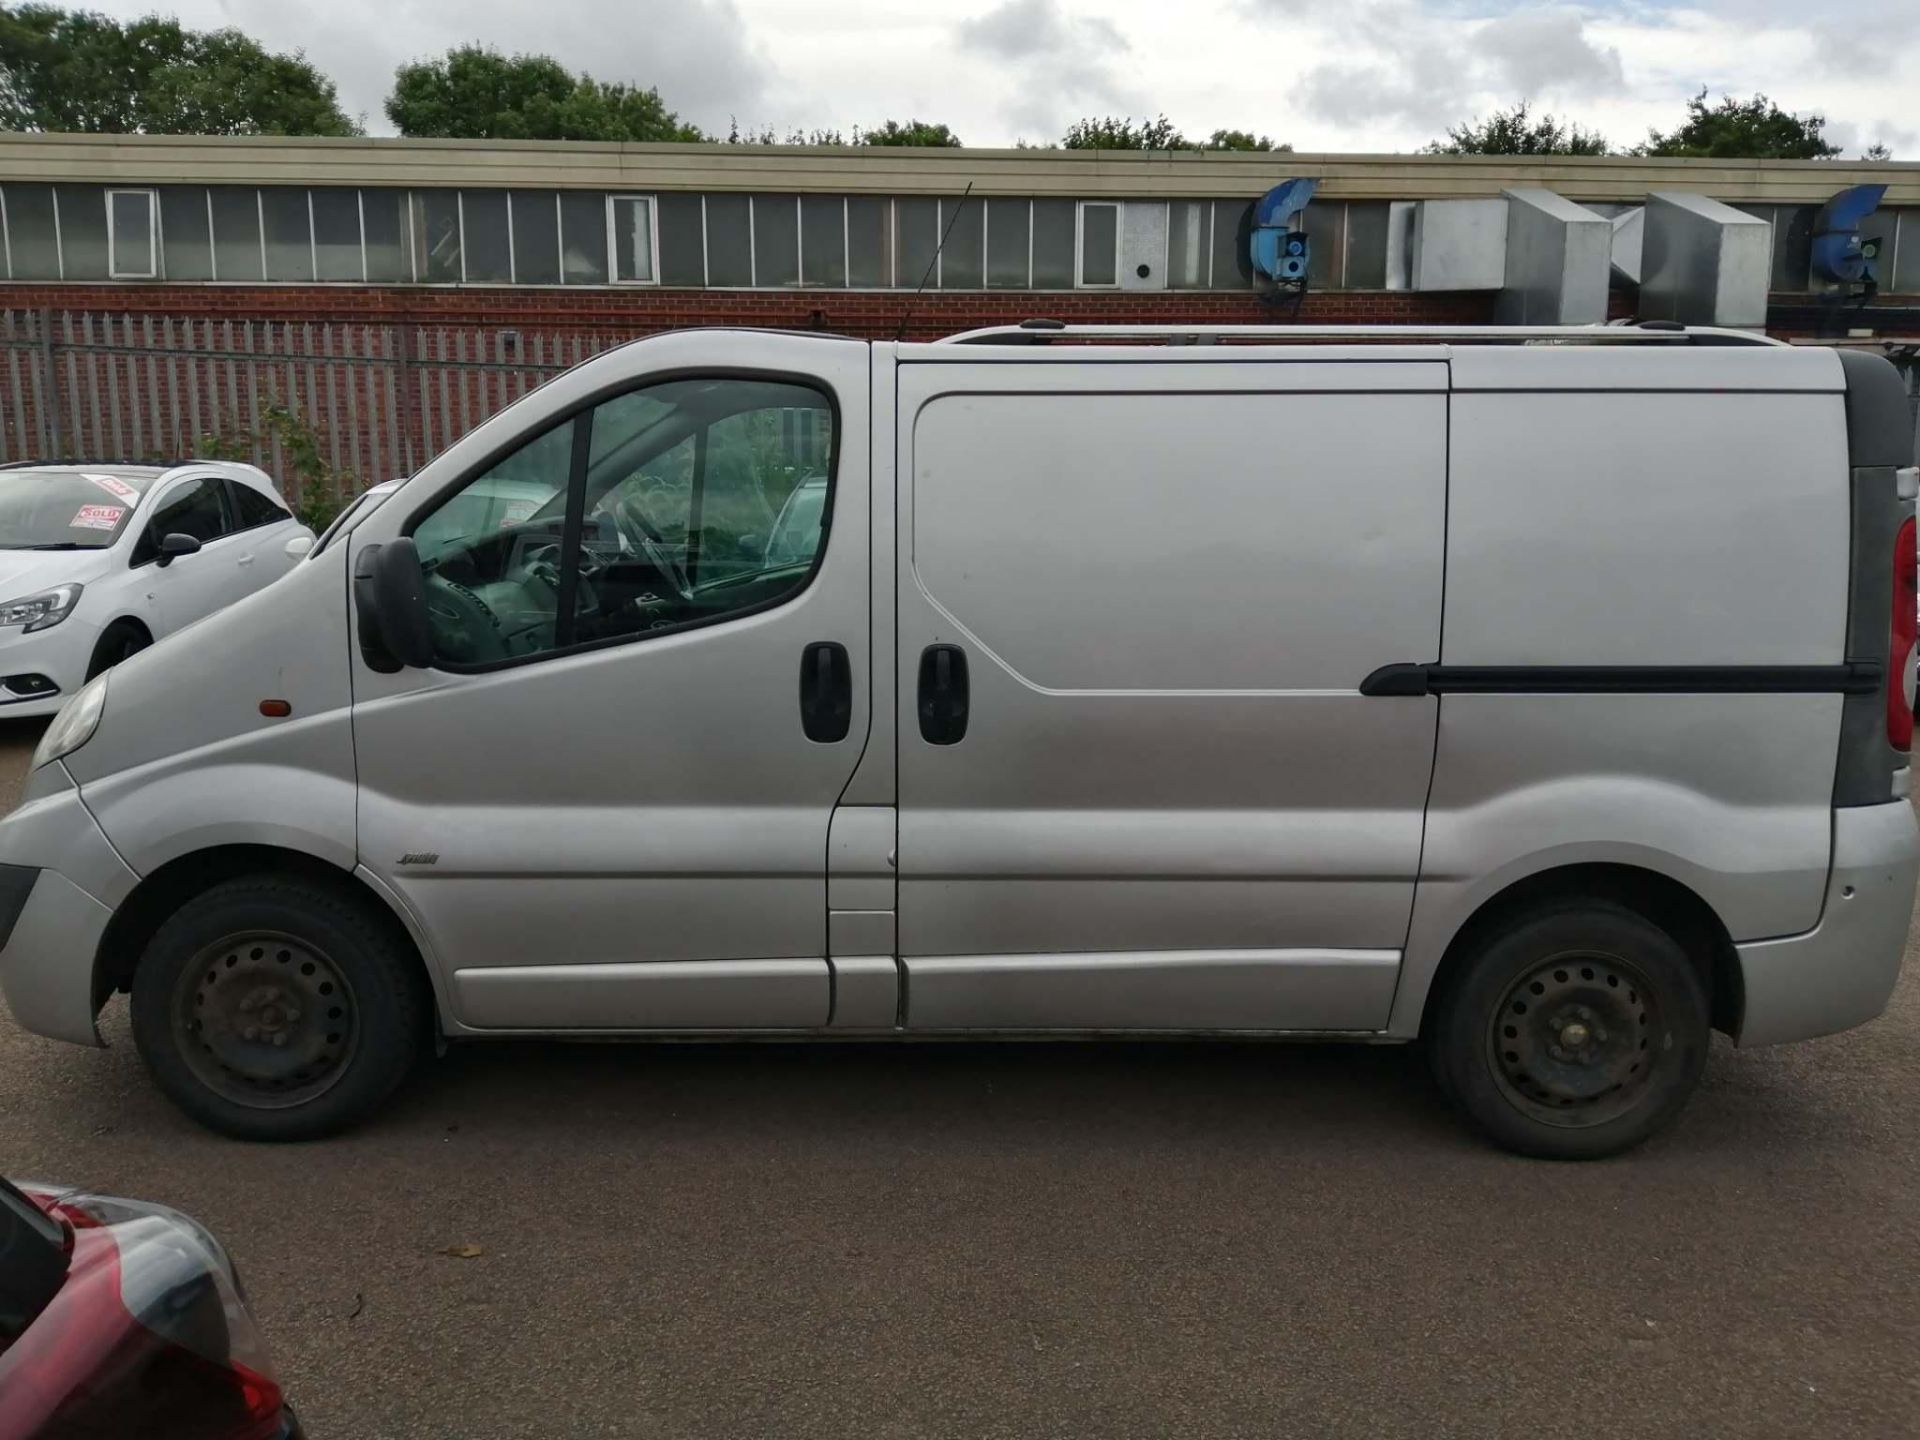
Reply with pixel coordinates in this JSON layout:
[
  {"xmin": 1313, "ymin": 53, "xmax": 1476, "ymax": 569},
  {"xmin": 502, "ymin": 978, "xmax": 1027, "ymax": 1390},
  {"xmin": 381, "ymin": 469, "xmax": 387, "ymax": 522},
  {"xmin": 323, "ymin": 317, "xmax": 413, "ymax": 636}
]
[
  {"xmin": 422, "ymin": 571, "xmax": 510, "ymax": 665},
  {"xmin": 524, "ymin": 539, "xmax": 604, "ymax": 594},
  {"xmin": 614, "ymin": 494, "xmax": 693, "ymax": 600}
]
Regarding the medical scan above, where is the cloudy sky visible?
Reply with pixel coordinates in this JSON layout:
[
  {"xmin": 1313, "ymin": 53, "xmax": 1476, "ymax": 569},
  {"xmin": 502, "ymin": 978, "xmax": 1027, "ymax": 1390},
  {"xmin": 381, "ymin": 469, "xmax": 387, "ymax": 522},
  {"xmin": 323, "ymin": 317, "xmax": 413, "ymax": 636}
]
[{"xmin": 88, "ymin": 0, "xmax": 1920, "ymax": 156}]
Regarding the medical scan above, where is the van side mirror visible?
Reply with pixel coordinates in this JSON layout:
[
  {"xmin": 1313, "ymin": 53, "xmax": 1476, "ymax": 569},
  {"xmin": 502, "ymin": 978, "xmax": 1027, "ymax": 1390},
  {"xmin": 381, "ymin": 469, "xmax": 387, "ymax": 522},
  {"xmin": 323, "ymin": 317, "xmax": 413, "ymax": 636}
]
[
  {"xmin": 284, "ymin": 534, "xmax": 315, "ymax": 560},
  {"xmin": 353, "ymin": 539, "xmax": 434, "ymax": 672},
  {"xmin": 154, "ymin": 532, "xmax": 202, "ymax": 568}
]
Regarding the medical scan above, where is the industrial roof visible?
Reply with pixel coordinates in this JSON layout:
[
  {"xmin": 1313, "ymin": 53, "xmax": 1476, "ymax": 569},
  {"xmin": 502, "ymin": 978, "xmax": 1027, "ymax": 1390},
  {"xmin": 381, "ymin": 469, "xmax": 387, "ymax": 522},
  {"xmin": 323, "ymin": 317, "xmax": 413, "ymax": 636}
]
[{"xmin": 1, "ymin": 133, "xmax": 1915, "ymax": 206}]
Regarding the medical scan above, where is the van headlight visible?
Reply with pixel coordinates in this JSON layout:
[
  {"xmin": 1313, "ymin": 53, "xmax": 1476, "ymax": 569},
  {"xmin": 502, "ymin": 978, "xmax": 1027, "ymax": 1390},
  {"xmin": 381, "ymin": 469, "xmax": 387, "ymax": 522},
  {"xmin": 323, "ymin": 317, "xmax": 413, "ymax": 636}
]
[
  {"xmin": 34, "ymin": 673, "xmax": 108, "ymax": 769},
  {"xmin": 0, "ymin": 582, "xmax": 83, "ymax": 633}
]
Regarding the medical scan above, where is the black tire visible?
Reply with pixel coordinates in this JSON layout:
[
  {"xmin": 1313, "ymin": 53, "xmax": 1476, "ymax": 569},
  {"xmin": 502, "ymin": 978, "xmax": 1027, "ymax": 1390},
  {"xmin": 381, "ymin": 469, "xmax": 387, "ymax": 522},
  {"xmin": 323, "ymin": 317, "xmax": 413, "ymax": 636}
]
[
  {"xmin": 130, "ymin": 875, "xmax": 428, "ymax": 1141},
  {"xmin": 86, "ymin": 621, "xmax": 150, "ymax": 681},
  {"xmin": 1430, "ymin": 902, "xmax": 1709, "ymax": 1160}
]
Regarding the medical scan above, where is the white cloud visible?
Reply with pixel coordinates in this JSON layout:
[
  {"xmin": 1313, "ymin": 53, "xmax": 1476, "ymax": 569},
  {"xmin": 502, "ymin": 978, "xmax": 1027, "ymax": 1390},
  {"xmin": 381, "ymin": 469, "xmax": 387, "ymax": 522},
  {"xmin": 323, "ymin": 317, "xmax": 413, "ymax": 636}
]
[
  {"xmin": 84, "ymin": 0, "xmax": 772, "ymax": 137},
  {"xmin": 60, "ymin": 0, "xmax": 1920, "ymax": 156},
  {"xmin": 954, "ymin": 0, "xmax": 1143, "ymax": 141},
  {"xmin": 1476, "ymin": 11, "xmax": 1624, "ymax": 97}
]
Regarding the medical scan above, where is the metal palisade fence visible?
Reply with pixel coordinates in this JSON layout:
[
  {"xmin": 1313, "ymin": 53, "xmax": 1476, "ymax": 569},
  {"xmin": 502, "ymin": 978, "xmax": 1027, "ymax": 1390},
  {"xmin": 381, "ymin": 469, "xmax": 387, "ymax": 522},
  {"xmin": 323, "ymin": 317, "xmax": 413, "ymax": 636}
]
[{"xmin": 0, "ymin": 308, "xmax": 630, "ymax": 507}]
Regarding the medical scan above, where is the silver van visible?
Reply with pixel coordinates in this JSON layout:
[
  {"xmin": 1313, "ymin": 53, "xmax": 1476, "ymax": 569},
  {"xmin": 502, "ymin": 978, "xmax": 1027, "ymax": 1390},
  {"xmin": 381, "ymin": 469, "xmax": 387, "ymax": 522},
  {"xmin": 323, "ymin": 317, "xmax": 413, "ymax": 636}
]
[{"xmin": 2, "ymin": 322, "xmax": 1915, "ymax": 1159}]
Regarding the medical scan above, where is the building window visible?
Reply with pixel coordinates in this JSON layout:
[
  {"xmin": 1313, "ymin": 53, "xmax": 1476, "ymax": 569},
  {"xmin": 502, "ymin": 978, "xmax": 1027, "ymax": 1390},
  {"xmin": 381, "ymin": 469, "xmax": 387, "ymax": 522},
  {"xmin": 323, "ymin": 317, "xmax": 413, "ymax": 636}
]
[
  {"xmin": 55, "ymin": 184, "xmax": 107, "ymax": 280},
  {"xmin": 412, "ymin": 190, "xmax": 462, "ymax": 284},
  {"xmin": 608, "ymin": 194, "xmax": 657, "ymax": 284},
  {"xmin": 1344, "ymin": 201, "xmax": 1389, "ymax": 290},
  {"xmin": 896, "ymin": 197, "xmax": 939, "ymax": 290},
  {"xmin": 559, "ymin": 191, "xmax": 607, "ymax": 284},
  {"xmin": 207, "ymin": 186, "xmax": 261, "ymax": 282},
  {"xmin": 800, "ymin": 195, "xmax": 845, "ymax": 287},
  {"xmin": 657, "ymin": 192, "xmax": 706, "ymax": 286},
  {"xmin": 704, "ymin": 193, "xmax": 751, "ymax": 286},
  {"xmin": 461, "ymin": 190, "xmax": 512, "ymax": 283},
  {"xmin": 510, "ymin": 191, "xmax": 562, "ymax": 286},
  {"xmin": 939, "ymin": 195, "xmax": 984, "ymax": 289},
  {"xmin": 363, "ymin": 189, "xmax": 411, "ymax": 282},
  {"xmin": 750, "ymin": 194, "xmax": 798, "ymax": 287},
  {"xmin": 1892, "ymin": 210, "xmax": 1919, "ymax": 295},
  {"xmin": 1076, "ymin": 201, "xmax": 1119, "ymax": 287},
  {"xmin": 1032, "ymin": 199, "xmax": 1076, "ymax": 288},
  {"xmin": 159, "ymin": 185, "xmax": 213, "ymax": 282},
  {"xmin": 2, "ymin": 184, "xmax": 60, "ymax": 280},
  {"xmin": 261, "ymin": 188, "xmax": 314, "ymax": 282},
  {"xmin": 847, "ymin": 196, "xmax": 893, "ymax": 287},
  {"xmin": 987, "ymin": 198, "xmax": 1031, "ymax": 289},
  {"xmin": 312, "ymin": 188, "xmax": 364, "ymax": 283},
  {"xmin": 107, "ymin": 189, "xmax": 158, "ymax": 279},
  {"xmin": 1166, "ymin": 200, "xmax": 1212, "ymax": 290}
]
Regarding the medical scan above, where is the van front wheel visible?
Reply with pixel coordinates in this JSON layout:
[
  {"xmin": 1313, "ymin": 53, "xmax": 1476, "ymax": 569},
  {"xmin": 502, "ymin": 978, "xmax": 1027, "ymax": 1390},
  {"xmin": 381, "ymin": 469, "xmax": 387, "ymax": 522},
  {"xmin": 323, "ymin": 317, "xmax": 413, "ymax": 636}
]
[
  {"xmin": 130, "ymin": 875, "xmax": 427, "ymax": 1141},
  {"xmin": 1431, "ymin": 902, "xmax": 1709, "ymax": 1160}
]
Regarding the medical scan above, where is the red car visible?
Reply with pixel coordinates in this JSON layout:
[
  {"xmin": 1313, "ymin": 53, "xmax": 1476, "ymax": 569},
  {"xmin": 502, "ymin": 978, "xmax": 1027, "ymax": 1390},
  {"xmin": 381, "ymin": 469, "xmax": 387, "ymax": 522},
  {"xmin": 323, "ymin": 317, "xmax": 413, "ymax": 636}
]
[{"xmin": 0, "ymin": 1176, "xmax": 301, "ymax": 1439}]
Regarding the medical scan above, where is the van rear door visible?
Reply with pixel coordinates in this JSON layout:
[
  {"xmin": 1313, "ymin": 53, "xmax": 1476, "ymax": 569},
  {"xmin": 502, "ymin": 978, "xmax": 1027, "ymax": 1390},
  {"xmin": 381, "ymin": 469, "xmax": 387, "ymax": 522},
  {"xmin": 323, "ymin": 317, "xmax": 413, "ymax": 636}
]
[{"xmin": 893, "ymin": 353, "xmax": 1448, "ymax": 1030}]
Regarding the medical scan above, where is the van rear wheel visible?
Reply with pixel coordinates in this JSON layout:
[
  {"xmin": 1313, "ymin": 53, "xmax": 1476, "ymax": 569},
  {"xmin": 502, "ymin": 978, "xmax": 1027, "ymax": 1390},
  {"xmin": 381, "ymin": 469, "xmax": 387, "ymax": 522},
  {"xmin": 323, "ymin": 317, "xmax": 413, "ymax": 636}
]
[
  {"xmin": 130, "ymin": 875, "xmax": 427, "ymax": 1141},
  {"xmin": 1430, "ymin": 902, "xmax": 1709, "ymax": 1160}
]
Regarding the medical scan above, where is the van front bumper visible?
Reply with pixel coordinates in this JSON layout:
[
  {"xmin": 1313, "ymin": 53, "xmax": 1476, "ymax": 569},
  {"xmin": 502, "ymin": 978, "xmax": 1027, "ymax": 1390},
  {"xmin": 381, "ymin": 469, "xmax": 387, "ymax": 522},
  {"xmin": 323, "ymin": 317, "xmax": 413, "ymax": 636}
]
[
  {"xmin": 1735, "ymin": 800, "xmax": 1920, "ymax": 1047},
  {"xmin": 0, "ymin": 767, "xmax": 138, "ymax": 1048}
]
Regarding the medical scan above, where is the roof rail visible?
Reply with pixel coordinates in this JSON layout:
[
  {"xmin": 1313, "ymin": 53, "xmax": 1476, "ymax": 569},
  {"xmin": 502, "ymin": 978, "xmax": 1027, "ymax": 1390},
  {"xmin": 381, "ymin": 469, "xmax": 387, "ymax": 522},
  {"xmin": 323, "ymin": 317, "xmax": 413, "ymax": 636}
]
[{"xmin": 936, "ymin": 320, "xmax": 1785, "ymax": 348}]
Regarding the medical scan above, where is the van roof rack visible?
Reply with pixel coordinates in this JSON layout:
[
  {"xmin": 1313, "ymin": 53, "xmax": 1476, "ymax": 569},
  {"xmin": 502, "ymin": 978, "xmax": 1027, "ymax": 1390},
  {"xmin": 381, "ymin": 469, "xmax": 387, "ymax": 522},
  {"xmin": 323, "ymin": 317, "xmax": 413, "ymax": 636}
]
[{"xmin": 936, "ymin": 321, "xmax": 1785, "ymax": 347}]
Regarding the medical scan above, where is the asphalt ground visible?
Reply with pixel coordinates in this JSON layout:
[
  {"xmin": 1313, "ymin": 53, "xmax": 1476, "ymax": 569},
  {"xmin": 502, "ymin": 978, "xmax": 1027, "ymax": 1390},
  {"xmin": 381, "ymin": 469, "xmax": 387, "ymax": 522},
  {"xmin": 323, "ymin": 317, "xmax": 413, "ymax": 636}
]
[{"xmin": 2, "ymin": 717, "xmax": 1918, "ymax": 1438}]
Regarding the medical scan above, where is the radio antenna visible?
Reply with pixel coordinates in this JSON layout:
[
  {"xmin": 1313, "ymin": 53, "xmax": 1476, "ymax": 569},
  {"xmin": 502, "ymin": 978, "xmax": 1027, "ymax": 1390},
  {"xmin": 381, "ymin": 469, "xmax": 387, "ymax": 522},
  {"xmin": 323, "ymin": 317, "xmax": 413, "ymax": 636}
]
[{"xmin": 894, "ymin": 182, "xmax": 976, "ymax": 344}]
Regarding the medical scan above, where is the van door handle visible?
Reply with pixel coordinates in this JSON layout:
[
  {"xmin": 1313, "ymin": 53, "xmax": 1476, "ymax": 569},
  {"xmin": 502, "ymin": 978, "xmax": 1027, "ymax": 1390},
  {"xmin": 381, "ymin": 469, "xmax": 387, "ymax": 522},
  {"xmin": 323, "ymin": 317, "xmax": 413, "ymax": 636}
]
[
  {"xmin": 917, "ymin": 644, "xmax": 969, "ymax": 745},
  {"xmin": 799, "ymin": 641, "xmax": 852, "ymax": 743},
  {"xmin": 237, "ymin": 554, "xmax": 255, "ymax": 566}
]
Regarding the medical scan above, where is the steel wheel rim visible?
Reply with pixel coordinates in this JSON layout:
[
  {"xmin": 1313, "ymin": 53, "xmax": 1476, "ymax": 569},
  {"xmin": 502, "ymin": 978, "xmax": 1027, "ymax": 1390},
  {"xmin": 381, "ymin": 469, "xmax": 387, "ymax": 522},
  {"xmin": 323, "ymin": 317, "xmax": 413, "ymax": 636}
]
[
  {"xmin": 172, "ymin": 930, "xmax": 359, "ymax": 1109},
  {"xmin": 1488, "ymin": 950, "xmax": 1666, "ymax": 1129}
]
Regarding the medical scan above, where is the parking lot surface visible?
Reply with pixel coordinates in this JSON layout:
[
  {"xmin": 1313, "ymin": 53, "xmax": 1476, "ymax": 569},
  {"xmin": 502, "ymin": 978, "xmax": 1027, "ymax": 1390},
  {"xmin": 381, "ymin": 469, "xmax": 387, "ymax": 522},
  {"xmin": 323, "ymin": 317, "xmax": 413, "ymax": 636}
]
[{"xmin": 2, "ymin": 718, "xmax": 1919, "ymax": 1438}]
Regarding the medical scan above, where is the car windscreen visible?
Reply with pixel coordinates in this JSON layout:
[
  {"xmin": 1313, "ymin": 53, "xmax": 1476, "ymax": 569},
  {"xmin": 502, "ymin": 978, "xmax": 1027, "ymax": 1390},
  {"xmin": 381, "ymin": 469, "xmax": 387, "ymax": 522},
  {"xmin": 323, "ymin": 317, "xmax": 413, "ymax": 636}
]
[{"xmin": 0, "ymin": 470, "xmax": 151, "ymax": 550}]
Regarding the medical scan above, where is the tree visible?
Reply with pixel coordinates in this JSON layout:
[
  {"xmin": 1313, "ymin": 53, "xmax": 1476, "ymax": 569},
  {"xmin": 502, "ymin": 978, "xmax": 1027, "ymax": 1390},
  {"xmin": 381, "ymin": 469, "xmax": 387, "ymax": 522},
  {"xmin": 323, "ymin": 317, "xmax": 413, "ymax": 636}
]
[
  {"xmin": 1062, "ymin": 114, "xmax": 1187, "ymax": 150},
  {"xmin": 1425, "ymin": 101, "xmax": 1607, "ymax": 156},
  {"xmin": 858, "ymin": 118, "xmax": 961, "ymax": 147},
  {"xmin": 0, "ymin": 4, "xmax": 357, "ymax": 135},
  {"xmin": 1206, "ymin": 128, "xmax": 1290, "ymax": 153},
  {"xmin": 1863, "ymin": 142, "xmax": 1893, "ymax": 162},
  {"xmin": 386, "ymin": 46, "xmax": 702, "ymax": 142},
  {"xmin": 721, "ymin": 120, "xmax": 851, "ymax": 145},
  {"xmin": 1637, "ymin": 90, "xmax": 1839, "ymax": 159}
]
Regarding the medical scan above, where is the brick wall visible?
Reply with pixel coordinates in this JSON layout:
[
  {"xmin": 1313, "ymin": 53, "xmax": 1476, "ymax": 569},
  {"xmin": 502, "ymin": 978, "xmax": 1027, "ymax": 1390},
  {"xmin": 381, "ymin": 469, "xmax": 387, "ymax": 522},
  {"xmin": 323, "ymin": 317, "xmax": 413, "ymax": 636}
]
[
  {"xmin": 2, "ymin": 281, "xmax": 1913, "ymax": 492},
  {"xmin": 0, "ymin": 282, "xmax": 1501, "ymax": 339}
]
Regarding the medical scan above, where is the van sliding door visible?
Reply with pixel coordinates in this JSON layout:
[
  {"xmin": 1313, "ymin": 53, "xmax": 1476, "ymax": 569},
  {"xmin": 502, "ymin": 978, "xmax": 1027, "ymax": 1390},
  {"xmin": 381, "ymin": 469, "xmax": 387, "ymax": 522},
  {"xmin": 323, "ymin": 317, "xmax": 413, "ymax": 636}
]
[{"xmin": 893, "ymin": 358, "xmax": 1447, "ymax": 1032}]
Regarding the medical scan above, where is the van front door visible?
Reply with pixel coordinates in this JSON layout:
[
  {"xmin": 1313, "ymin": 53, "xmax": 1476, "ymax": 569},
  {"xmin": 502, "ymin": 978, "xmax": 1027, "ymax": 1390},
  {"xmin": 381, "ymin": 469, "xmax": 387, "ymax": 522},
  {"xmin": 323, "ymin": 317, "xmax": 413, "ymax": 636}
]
[
  {"xmin": 349, "ymin": 334, "xmax": 870, "ymax": 1030},
  {"xmin": 894, "ymin": 357, "xmax": 1447, "ymax": 1032}
]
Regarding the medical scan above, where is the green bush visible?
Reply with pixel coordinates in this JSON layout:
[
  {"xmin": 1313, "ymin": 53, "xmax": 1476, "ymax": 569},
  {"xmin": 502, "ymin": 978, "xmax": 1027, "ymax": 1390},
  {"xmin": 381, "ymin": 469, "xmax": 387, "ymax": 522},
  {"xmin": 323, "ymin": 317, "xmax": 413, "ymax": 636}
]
[{"xmin": 199, "ymin": 401, "xmax": 352, "ymax": 532}]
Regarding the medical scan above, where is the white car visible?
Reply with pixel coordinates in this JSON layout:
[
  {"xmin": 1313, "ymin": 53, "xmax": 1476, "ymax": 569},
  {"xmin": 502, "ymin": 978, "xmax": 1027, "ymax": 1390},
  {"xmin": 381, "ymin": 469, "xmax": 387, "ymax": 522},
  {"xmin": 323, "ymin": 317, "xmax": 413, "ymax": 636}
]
[{"xmin": 0, "ymin": 460, "xmax": 314, "ymax": 716}]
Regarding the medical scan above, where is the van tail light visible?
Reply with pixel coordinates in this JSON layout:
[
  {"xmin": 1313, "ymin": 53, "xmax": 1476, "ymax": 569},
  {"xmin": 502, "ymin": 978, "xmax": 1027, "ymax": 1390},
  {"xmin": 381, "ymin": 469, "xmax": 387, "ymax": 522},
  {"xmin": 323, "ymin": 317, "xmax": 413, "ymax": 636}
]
[
  {"xmin": 1, "ymin": 1189, "xmax": 288, "ymax": 1440},
  {"xmin": 1890, "ymin": 516, "xmax": 1917, "ymax": 753}
]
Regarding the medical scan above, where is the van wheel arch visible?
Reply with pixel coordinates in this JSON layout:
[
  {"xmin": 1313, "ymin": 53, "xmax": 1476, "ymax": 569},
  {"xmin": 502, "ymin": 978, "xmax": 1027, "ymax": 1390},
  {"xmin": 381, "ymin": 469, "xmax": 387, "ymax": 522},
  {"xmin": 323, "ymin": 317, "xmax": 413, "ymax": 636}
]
[
  {"xmin": 94, "ymin": 845, "xmax": 440, "ymax": 1037},
  {"xmin": 1419, "ymin": 863, "xmax": 1741, "ymax": 1039}
]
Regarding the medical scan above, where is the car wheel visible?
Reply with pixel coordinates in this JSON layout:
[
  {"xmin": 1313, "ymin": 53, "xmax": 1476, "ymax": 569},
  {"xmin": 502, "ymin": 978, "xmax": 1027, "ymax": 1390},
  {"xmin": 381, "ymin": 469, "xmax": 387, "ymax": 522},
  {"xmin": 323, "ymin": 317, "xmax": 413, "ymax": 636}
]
[
  {"xmin": 1430, "ymin": 901, "xmax": 1709, "ymax": 1160},
  {"xmin": 85, "ymin": 622, "xmax": 150, "ymax": 681},
  {"xmin": 130, "ymin": 875, "xmax": 429, "ymax": 1141}
]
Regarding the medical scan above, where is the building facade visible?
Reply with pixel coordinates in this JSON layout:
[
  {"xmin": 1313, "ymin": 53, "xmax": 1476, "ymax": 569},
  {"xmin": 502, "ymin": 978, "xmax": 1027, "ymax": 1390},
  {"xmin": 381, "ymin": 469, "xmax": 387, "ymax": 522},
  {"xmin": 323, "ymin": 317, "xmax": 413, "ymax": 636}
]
[{"xmin": 0, "ymin": 134, "xmax": 1915, "ymax": 486}]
